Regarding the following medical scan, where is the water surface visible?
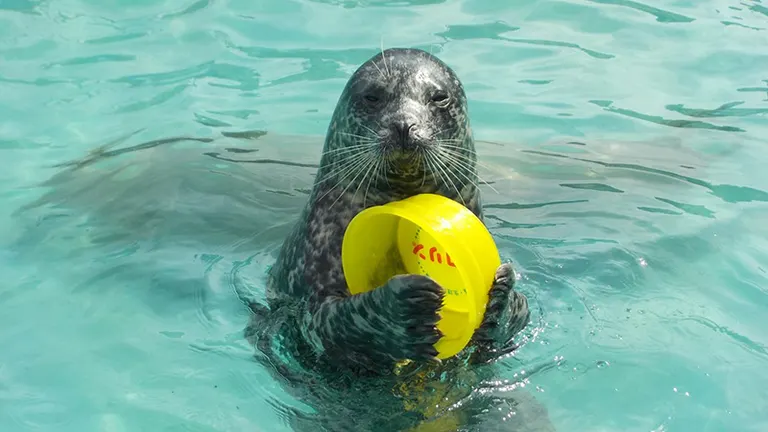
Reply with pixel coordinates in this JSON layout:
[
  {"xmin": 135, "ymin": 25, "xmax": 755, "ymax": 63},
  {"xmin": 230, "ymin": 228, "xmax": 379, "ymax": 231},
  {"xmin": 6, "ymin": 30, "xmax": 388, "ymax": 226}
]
[{"xmin": 1, "ymin": 0, "xmax": 768, "ymax": 431}]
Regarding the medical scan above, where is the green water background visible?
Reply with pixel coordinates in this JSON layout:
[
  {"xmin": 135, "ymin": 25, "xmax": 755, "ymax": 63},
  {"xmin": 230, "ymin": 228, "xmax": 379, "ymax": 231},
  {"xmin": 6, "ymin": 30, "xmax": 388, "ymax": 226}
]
[{"xmin": 1, "ymin": 0, "xmax": 767, "ymax": 431}]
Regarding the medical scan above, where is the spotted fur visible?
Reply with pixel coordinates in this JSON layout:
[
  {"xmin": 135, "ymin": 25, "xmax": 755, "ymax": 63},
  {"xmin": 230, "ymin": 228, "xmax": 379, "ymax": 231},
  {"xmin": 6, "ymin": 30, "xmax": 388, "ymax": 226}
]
[{"xmin": 255, "ymin": 48, "xmax": 530, "ymax": 374}]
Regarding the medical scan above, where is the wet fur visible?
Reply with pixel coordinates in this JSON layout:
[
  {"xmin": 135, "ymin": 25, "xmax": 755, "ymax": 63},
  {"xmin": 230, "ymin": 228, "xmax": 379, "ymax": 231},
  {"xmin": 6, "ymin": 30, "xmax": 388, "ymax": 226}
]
[
  {"xmin": 249, "ymin": 48, "xmax": 531, "ymax": 374},
  {"xmin": 245, "ymin": 48, "xmax": 544, "ymax": 430}
]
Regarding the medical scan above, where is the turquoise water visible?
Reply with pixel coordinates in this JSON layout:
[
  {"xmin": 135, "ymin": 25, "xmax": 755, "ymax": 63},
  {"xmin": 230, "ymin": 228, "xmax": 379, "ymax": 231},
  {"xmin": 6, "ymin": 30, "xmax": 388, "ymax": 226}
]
[{"xmin": 2, "ymin": 0, "xmax": 768, "ymax": 430}]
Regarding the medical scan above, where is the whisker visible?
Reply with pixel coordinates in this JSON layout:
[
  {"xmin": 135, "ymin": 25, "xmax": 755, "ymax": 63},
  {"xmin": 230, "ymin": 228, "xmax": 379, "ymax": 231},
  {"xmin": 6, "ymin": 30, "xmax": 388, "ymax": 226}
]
[
  {"xmin": 323, "ymin": 144, "xmax": 374, "ymax": 157},
  {"xmin": 315, "ymin": 150, "xmax": 374, "ymax": 186},
  {"xmin": 419, "ymin": 147, "xmax": 428, "ymax": 188},
  {"xmin": 423, "ymin": 150, "xmax": 442, "ymax": 191},
  {"xmin": 323, "ymin": 147, "xmax": 373, "ymax": 171},
  {"xmin": 363, "ymin": 152, "xmax": 382, "ymax": 208},
  {"xmin": 434, "ymin": 142, "xmax": 472, "ymax": 150},
  {"xmin": 337, "ymin": 132, "xmax": 378, "ymax": 142},
  {"xmin": 318, "ymin": 151, "xmax": 375, "ymax": 207},
  {"xmin": 350, "ymin": 151, "xmax": 379, "ymax": 203},
  {"xmin": 425, "ymin": 149, "xmax": 452, "ymax": 196},
  {"xmin": 437, "ymin": 148, "xmax": 499, "ymax": 194},
  {"xmin": 434, "ymin": 139, "xmax": 464, "ymax": 146},
  {"xmin": 370, "ymin": 58, "xmax": 386, "ymax": 80},
  {"xmin": 377, "ymin": 148, "xmax": 392, "ymax": 188},
  {"xmin": 380, "ymin": 38, "xmax": 391, "ymax": 77},
  {"xmin": 439, "ymin": 158, "xmax": 486, "ymax": 194},
  {"xmin": 321, "ymin": 154, "xmax": 374, "ymax": 184},
  {"xmin": 328, "ymin": 152, "xmax": 377, "ymax": 210},
  {"xmin": 360, "ymin": 124, "xmax": 380, "ymax": 139},
  {"xmin": 427, "ymin": 147, "xmax": 466, "ymax": 206},
  {"xmin": 429, "ymin": 127, "xmax": 458, "ymax": 140},
  {"xmin": 436, "ymin": 145, "xmax": 500, "ymax": 182}
]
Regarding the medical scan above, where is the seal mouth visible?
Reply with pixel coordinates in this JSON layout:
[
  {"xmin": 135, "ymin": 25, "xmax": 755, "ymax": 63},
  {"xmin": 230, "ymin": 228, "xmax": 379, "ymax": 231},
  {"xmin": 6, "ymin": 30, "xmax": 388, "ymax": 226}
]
[{"xmin": 384, "ymin": 147, "xmax": 424, "ymax": 170}]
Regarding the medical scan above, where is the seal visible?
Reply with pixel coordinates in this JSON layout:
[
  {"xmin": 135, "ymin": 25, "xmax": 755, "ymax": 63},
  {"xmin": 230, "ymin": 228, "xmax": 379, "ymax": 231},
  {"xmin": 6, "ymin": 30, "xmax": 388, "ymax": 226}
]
[{"xmin": 254, "ymin": 47, "xmax": 531, "ymax": 375}]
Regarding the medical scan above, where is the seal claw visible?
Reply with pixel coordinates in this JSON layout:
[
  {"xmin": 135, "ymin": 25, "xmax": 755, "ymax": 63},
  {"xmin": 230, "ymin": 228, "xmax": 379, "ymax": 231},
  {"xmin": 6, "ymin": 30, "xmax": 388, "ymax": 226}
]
[
  {"xmin": 470, "ymin": 262, "xmax": 531, "ymax": 363},
  {"xmin": 388, "ymin": 274, "xmax": 445, "ymax": 361}
]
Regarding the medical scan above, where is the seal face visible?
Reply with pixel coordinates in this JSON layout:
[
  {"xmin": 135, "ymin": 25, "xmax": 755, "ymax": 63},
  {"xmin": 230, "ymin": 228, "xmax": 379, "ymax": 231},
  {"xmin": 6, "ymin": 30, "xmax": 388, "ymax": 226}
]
[{"xmin": 254, "ymin": 48, "xmax": 530, "ymax": 374}]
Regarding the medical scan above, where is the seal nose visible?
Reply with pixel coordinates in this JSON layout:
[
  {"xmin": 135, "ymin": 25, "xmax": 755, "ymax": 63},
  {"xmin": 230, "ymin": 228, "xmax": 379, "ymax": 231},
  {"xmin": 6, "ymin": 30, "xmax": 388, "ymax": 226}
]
[{"xmin": 392, "ymin": 120, "xmax": 416, "ymax": 150}]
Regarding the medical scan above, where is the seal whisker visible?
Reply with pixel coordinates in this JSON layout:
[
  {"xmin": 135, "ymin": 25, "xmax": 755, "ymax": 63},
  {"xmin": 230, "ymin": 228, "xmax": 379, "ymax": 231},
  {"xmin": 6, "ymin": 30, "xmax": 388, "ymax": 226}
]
[
  {"xmin": 436, "ymin": 149, "xmax": 482, "ymax": 183},
  {"xmin": 337, "ymin": 132, "xmax": 378, "ymax": 142},
  {"xmin": 423, "ymin": 148, "xmax": 444, "ymax": 192},
  {"xmin": 437, "ymin": 148, "xmax": 499, "ymax": 194},
  {"xmin": 360, "ymin": 124, "xmax": 381, "ymax": 139},
  {"xmin": 370, "ymin": 58, "xmax": 387, "ymax": 80},
  {"xmin": 363, "ymin": 152, "xmax": 383, "ymax": 208},
  {"xmin": 319, "ymin": 147, "xmax": 373, "ymax": 176},
  {"xmin": 425, "ymin": 148, "xmax": 455, "ymax": 200},
  {"xmin": 434, "ymin": 138, "xmax": 463, "ymax": 146},
  {"xmin": 319, "ymin": 151, "xmax": 376, "ymax": 208},
  {"xmin": 315, "ymin": 149, "xmax": 375, "ymax": 187},
  {"xmin": 380, "ymin": 38, "xmax": 391, "ymax": 77},
  {"xmin": 435, "ymin": 145, "xmax": 482, "ymax": 169},
  {"xmin": 327, "ymin": 151, "xmax": 378, "ymax": 210},
  {"xmin": 323, "ymin": 143, "xmax": 374, "ymax": 157},
  {"xmin": 427, "ymin": 147, "xmax": 467, "ymax": 206},
  {"xmin": 378, "ymin": 150, "xmax": 391, "ymax": 188},
  {"xmin": 434, "ymin": 142, "xmax": 473, "ymax": 151},
  {"xmin": 349, "ymin": 150, "xmax": 380, "ymax": 205},
  {"xmin": 419, "ymin": 148, "xmax": 428, "ymax": 188},
  {"xmin": 436, "ymin": 144, "xmax": 499, "ymax": 185},
  {"xmin": 323, "ymin": 146, "xmax": 377, "ymax": 162},
  {"xmin": 429, "ymin": 127, "xmax": 458, "ymax": 140}
]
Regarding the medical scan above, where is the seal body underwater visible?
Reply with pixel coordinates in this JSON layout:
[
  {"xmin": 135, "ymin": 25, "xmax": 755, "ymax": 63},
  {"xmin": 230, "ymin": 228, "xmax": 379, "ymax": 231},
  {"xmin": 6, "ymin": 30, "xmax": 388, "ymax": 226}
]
[{"xmin": 250, "ymin": 47, "xmax": 532, "ymax": 375}]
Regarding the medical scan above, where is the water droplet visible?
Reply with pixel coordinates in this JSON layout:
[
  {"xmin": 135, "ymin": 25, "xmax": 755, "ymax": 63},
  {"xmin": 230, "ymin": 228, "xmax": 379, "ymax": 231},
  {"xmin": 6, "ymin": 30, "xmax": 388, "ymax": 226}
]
[{"xmin": 596, "ymin": 360, "xmax": 610, "ymax": 368}]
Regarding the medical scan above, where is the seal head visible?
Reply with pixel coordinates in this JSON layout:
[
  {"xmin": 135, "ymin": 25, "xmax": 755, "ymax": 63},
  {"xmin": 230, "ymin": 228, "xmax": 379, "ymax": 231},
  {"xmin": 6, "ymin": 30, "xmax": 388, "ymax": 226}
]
[{"xmin": 320, "ymin": 48, "xmax": 474, "ymax": 192}]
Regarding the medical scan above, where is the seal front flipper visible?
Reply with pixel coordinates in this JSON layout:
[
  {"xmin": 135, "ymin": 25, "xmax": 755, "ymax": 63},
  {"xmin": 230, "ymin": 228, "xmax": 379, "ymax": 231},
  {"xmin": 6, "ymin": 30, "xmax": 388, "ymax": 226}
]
[
  {"xmin": 469, "ymin": 262, "xmax": 531, "ymax": 363},
  {"xmin": 301, "ymin": 274, "xmax": 445, "ymax": 369}
]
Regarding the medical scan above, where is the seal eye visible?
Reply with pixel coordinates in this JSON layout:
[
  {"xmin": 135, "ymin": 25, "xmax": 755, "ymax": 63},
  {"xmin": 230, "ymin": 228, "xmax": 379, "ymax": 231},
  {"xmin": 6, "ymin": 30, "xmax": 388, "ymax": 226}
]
[
  {"xmin": 363, "ymin": 94, "xmax": 380, "ymax": 103},
  {"xmin": 431, "ymin": 92, "xmax": 450, "ymax": 107}
]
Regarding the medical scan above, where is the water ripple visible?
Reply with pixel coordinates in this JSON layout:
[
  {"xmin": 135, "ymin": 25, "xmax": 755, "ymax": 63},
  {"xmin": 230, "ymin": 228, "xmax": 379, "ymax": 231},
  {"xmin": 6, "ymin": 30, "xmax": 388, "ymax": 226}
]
[
  {"xmin": 665, "ymin": 101, "xmax": 768, "ymax": 118},
  {"xmin": 158, "ymin": 0, "xmax": 214, "ymax": 20},
  {"xmin": 747, "ymin": 2, "xmax": 768, "ymax": 18},
  {"xmin": 42, "ymin": 54, "xmax": 136, "ymax": 69},
  {"xmin": 0, "ymin": 0, "xmax": 40, "ymax": 14},
  {"xmin": 485, "ymin": 199, "xmax": 590, "ymax": 210},
  {"xmin": 83, "ymin": 31, "xmax": 148, "ymax": 45},
  {"xmin": 307, "ymin": 0, "xmax": 447, "ymax": 7},
  {"xmin": 654, "ymin": 197, "xmax": 715, "ymax": 218},
  {"xmin": 682, "ymin": 315, "xmax": 768, "ymax": 359},
  {"xmin": 559, "ymin": 182, "xmax": 624, "ymax": 193},
  {"xmin": 589, "ymin": 99, "xmax": 746, "ymax": 132},
  {"xmin": 2, "ymin": 0, "xmax": 768, "ymax": 431},
  {"xmin": 435, "ymin": 21, "xmax": 615, "ymax": 59},
  {"xmin": 521, "ymin": 149, "xmax": 768, "ymax": 204},
  {"xmin": 587, "ymin": 0, "xmax": 695, "ymax": 23},
  {"xmin": 721, "ymin": 20, "xmax": 764, "ymax": 31},
  {"xmin": 113, "ymin": 84, "xmax": 187, "ymax": 114}
]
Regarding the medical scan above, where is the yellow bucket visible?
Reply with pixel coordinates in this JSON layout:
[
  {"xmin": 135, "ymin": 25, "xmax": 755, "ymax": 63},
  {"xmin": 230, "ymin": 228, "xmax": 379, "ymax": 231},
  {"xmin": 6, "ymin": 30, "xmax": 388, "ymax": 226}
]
[{"xmin": 341, "ymin": 193, "xmax": 501, "ymax": 359}]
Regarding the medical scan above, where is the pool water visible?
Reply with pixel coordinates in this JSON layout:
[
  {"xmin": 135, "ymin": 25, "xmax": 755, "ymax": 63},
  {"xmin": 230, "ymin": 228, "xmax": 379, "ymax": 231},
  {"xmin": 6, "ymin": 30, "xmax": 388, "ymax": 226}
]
[{"xmin": 2, "ymin": 0, "xmax": 768, "ymax": 431}]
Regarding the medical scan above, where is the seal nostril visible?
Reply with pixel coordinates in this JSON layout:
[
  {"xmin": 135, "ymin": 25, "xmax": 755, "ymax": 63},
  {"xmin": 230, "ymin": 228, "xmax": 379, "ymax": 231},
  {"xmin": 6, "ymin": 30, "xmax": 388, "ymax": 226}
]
[{"xmin": 393, "ymin": 121, "xmax": 417, "ymax": 149}]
